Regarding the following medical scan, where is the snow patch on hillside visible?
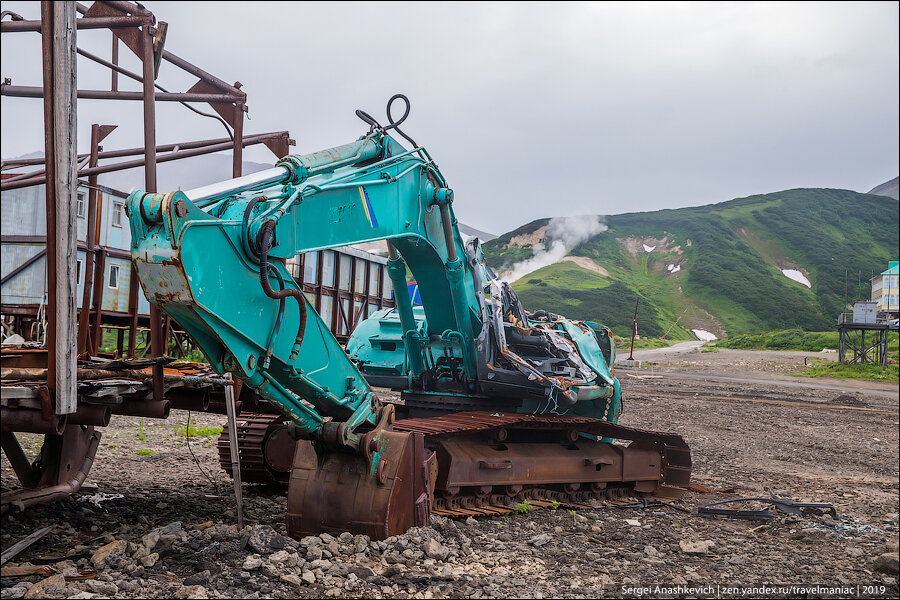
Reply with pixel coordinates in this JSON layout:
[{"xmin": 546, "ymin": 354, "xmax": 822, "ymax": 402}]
[
  {"xmin": 781, "ymin": 269, "xmax": 811, "ymax": 288},
  {"xmin": 692, "ymin": 329, "xmax": 718, "ymax": 341},
  {"xmin": 642, "ymin": 244, "xmax": 656, "ymax": 253}
]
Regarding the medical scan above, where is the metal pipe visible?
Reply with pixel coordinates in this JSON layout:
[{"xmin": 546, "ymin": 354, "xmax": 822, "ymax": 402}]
[
  {"xmin": 101, "ymin": 0, "xmax": 153, "ymax": 17},
  {"xmin": 440, "ymin": 205, "xmax": 458, "ymax": 263},
  {"xmin": 167, "ymin": 389, "xmax": 210, "ymax": 412},
  {"xmin": 142, "ymin": 22, "xmax": 165, "ymax": 415},
  {"xmin": 185, "ymin": 136, "xmax": 381, "ymax": 205},
  {"xmin": 1, "ymin": 131, "xmax": 289, "ymax": 169},
  {"xmin": 0, "ymin": 407, "xmax": 66, "ymax": 435},
  {"xmin": 183, "ymin": 166, "xmax": 289, "ymax": 205},
  {"xmin": 68, "ymin": 404, "xmax": 111, "ymax": 426},
  {"xmin": 233, "ymin": 102, "xmax": 244, "ymax": 178},
  {"xmin": 110, "ymin": 33, "xmax": 118, "ymax": 91},
  {"xmin": 2, "ymin": 135, "xmax": 290, "ymax": 192},
  {"xmin": 385, "ymin": 246, "xmax": 425, "ymax": 379},
  {"xmin": 78, "ymin": 124, "xmax": 100, "ymax": 355},
  {"xmin": 0, "ymin": 85, "xmax": 243, "ymax": 103},
  {"xmin": 161, "ymin": 50, "xmax": 245, "ymax": 99},
  {"xmin": 109, "ymin": 399, "xmax": 170, "ymax": 419},
  {"xmin": 1, "ymin": 15, "xmax": 150, "ymax": 32}
]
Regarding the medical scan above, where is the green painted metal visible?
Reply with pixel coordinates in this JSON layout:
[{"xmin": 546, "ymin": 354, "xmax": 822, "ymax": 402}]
[
  {"xmin": 129, "ymin": 130, "xmax": 480, "ymax": 445},
  {"xmin": 130, "ymin": 117, "xmax": 626, "ymax": 457}
]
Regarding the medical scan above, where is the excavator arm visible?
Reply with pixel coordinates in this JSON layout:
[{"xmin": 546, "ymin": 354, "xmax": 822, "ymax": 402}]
[{"xmin": 129, "ymin": 123, "xmax": 476, "ymax": 442}]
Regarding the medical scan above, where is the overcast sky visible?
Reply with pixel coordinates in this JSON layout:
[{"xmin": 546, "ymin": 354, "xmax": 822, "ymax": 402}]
[{"xmin": 1, "ymin": 1, "xmax": 897, "ymax": 233}]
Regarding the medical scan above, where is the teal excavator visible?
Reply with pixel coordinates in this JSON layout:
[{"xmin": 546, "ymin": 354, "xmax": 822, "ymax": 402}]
[{"xmin": 129, "ymin": 96, "xmax": 690, "ymax": 539}]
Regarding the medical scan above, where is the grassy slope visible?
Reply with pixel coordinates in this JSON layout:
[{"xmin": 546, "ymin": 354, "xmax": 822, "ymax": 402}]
[{"xmin": 484, "ymin": 189, "xmax": 899, "ymax": 338}]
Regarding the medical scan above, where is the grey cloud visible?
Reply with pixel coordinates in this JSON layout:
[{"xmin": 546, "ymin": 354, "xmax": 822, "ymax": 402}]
[{"xmin": 1, "ymin": 1, "xmax": 897, "ymax": 233}]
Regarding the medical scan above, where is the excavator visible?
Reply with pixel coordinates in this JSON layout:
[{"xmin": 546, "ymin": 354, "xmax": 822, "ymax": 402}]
[{"xmin": 128, "ymin": 95, "xmax": 691, "ymax": 540}]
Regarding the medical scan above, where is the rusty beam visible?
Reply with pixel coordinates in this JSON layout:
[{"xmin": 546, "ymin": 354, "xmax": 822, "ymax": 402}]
[
  {"xmin": 162, "ymin": 50, "xmax": 246, "ymax": 99},
  {"xmin": 89, "ymin": 249, "xmax": 105, "ymax": 356},
  {"xmin": 78, "ymin": 124, "xmax": 116, "ymax": 356},
  {"xmin": 101, "ymin": 1, "xmax": 153, "ymax": 17},
  {"xmin": 233, "ymin": 102, "xmax": 244, "ymax": 178},
  {"xmin": 111, "ymin": 32, "xmax": 118, "ymax": 91},
  {"xmin": 1, "ymin": 15, "xmax": 150, "ymax": 32},
  {"xmin": 0, "ymin": 84, "xmax": 243, "ymax": 103},
  {"xmin": 142, "ymin": 22, "xmax": 165, "ymax": 409},
  {"xmin": 127, "ymin": 264, "xmax": 138, "ymax": 357},
  {"xmin": 3, "ymin": 131, "xmax": 290, "ymax": 169},
  {"xmin": 0, "ymin": 432, "xmax": 37, "ymax": 489},
  {"xmin": 1, "ymin": 133, "xmax": 291, "ymax": 192}
]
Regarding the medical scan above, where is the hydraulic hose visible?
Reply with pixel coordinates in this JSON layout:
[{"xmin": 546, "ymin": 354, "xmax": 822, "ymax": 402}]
[
  {"xmin": 262, "ymin": 264, "xmax": 286, "ymax": 369},
  {"xmin": 258, "ymin": 220, "xmax": 306, "ymax": 361}
]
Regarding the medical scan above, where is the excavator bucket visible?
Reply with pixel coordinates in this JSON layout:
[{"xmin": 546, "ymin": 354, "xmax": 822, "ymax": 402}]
[{"xmin": 286, "ymin": 431, "xmax": 435, "ymax": 540}]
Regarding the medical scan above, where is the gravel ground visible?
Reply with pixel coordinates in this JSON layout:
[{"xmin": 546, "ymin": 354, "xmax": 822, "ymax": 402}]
[{"xmin": 2, "ymin": 348, "xmax": 898, "ymax": 599}]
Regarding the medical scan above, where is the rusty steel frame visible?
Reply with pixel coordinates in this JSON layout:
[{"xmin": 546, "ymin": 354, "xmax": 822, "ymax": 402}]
[
  {"xmin": 0, "ymin": 1, "xmax": 294, "ymax": 369},
  {"xmin": 0, "ymin": 1, "xmax": 295, "ymax": 513},
  {"xmin": 0, "ymin": 132, "xmax": 291, "ymax": 192}
]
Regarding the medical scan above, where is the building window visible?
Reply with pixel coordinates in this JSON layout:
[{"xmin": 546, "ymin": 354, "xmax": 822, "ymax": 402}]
[
  {"xmin": 369, "ymin": 263, "xmax": 381, "ymax": 296},
  {"xmin": 76, "ymin": 259, "xmax": 83, "ymax": 284},
  {"xmin": 321, "ymin": 251, "xmax": 336, "ymax": 287},
  {"xmin": 303, "ymin": 251, "xmax": 319, "ymax": 285},
  {"xmin": 112, "ymin": 202, "xmax": 124, "ymax": 227},
  {"xmin": 76, "ymin": 191, "xmax": 86, "ymax": 218},
  {"xmin": 339, "ymin": 254, "xmax": 352, "ymax": 291},
  {"xmin": 108, "ymin": 264, "xmax": 120, "ymax": 289},
  {"xmin": 354, "ymin": 258, "xmax": 366, "ymax": 292}
]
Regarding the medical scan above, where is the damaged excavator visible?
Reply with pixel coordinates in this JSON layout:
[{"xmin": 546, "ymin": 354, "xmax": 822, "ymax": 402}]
[{"xmin": 129, "ymin": 95, "xmax": 691, "ymax": 540}]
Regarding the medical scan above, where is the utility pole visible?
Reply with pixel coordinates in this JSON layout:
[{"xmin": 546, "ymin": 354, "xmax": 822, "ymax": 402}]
[{"xmin": 627, "ymin": 298, "xmax": 639, "ymax": 362}]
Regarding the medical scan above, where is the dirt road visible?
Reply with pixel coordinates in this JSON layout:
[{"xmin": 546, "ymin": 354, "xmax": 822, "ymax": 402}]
[{"xmin": 2, "ymin": 348, "xmax": 898, "ymax": 599}]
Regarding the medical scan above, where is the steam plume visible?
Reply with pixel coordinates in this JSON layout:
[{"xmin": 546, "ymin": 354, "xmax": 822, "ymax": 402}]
[{"xmin": 504, "ymin": 215, "xmax": 607, "ymax": 282}]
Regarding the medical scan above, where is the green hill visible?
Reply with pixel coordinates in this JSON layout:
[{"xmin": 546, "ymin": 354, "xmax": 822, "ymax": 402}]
[{"xmin": 483, "ymin": 188, "xmax": 899, "ymax": 339}]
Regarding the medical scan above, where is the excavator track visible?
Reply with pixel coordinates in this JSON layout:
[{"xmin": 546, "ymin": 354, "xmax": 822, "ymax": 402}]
[
  {"xmin": 430, "ymin": 487, "xmax": 644, "ymax": 518},
  {"xmin": 286, "ymin": 409, "xmax": 691, "ymax": 538},
  {"xmin": 394, "ymin": 410, "xmax": 691, "ymax": 516},
  {"xmin": 218, "ymin": 412, "xmax": 293, "ymax": 484}
]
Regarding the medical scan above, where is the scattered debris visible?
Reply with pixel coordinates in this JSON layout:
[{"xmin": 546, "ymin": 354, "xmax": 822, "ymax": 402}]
[
  {"xmin": 78, "ymin": 492, "xmax": 124, "ymax": 507},
  {"xmin": 0, "ymin": 564, "xmax": 56, "ymax": 578},
  {"xmin": 699, "ymin": 497, "xmax": 837, "ymax": 521},
  {"xmin": 614, "ymin": 498, "xmax": 692, "ymax": 513},
  {"xmin": 0, "ymin": 525, "xmax": 55, "ymax": 566}
]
